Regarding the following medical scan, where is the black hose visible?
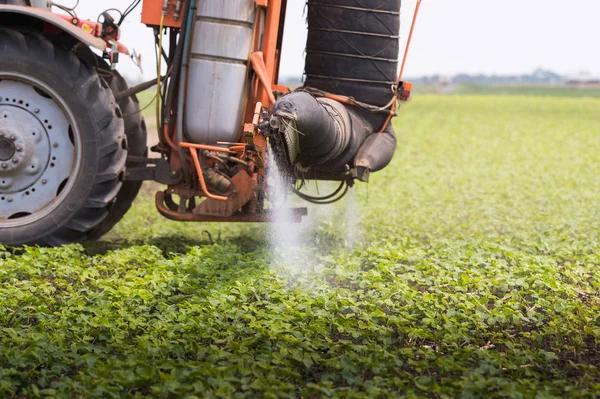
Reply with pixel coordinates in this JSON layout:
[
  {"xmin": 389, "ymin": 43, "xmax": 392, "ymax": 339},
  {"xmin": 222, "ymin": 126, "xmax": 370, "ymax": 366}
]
[
  {"xmin": 293, "ymin": 181, "xmax": 348, "ymax": 204},
  {"xmin": 162, "ymin": 1, "xmax": 191, "ymax": 144}
]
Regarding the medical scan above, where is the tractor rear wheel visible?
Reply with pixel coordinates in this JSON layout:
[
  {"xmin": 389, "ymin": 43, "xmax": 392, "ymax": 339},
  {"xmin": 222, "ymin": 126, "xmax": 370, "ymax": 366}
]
[
  {"xmin": 88, "ymin": 61, "xmax": 148, "ymax": 239},
  {"xmin": 0, "ymin": 29, "xmax": 126, "ymax": 246}
]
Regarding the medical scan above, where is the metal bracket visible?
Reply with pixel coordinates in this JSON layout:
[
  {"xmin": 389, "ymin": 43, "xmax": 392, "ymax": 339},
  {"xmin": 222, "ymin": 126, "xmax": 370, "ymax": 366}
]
[{"xmin": 124, "ymin": 156, "xmax": 182, "ymax": 185}]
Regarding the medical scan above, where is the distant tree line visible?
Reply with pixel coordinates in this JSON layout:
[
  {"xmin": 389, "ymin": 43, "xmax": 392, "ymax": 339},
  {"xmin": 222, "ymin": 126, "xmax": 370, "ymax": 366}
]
[
  {"xmin": 265, "ymin": 69, "xmax": 600, "ymax": 87},
  {"xmin": 410, "ymin": 68, "xmax": 565, "ymax": 85}
]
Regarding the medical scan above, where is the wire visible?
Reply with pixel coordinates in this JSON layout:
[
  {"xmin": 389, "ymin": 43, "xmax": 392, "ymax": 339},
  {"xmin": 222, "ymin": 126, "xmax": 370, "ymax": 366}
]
[
  {"xmin": 123, "ymin": 0, "xmax": 141, "ymax": 14},
  {"xmin": 118, "ymin": 0, "xmax": 142, "ymax": 26},
  {"xmin": 293, "ymin": 181, "xmax": 349, "ymax": 204},
  {"xmin": 97, "ymin": 8, "xmax": 123, "ymax": 24},
  {"xmin": 123, "ymin": 93, "xmax": 157, "ymax": 117}
]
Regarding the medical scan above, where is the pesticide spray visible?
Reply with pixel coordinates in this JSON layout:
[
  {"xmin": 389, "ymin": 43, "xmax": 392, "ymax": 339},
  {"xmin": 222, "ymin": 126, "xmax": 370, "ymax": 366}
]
[
  {"xmin": 266, "ymin": 145, "xmax": 318, "ymax": 275},
  {"xmin": 344, "ymin": 188, "xmax": 360, "ymax": 249},
  {"xmin": 266, "ymin": 143, "xmax": 363, "ymax": 276}
]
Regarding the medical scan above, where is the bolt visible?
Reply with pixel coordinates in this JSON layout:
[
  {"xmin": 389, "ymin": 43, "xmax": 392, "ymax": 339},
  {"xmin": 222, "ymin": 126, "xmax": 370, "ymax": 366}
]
[
  {"xmin": 9, "ymin": 135, "xmax": 16, "ymax": 141},
  {"xmin": 16, "ymin": 145, "xmax": 22, "ymax": 152},
  {"xmin": 34, "ymin": 109, "xmax": 40, "ymax": 114},
  {"xmin": 42, "ymin": 179, "xmax": 47, "ymax": 185},
  {"xmin": 7, "ymin": 197, "xmax": 12, "ymax": 203},
  {"xmin": 53, "ymin": 142, "xmax": 58, "ymax": 148},
  {"xmin": 1, "ymin": 163, "xmax": 7, "ymax": 169},
  {"xmin": 12, "ymin": 158, "xmax": 18, "ymax": 164}
]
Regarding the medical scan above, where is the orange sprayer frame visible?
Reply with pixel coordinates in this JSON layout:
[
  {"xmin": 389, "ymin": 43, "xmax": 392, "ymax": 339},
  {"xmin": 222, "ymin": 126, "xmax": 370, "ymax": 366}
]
[
  {"xmin": 141, "ymin": 0, "xmax": 185, "ymax": 28},
  {"xmin": 156, "ymin": 0, "xmax": 291, "ymax": 221},
  {"xmin": 187, "ymin": 0, "xmax": 286, "ymax": 201},
  {"xmin": 156, "ymin": 0, "xmax": 421, "ymax": 221}
]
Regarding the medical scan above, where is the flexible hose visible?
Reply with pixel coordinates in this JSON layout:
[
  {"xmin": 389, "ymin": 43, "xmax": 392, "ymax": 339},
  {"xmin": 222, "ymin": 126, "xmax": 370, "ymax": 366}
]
[
  {"xmin": 163, "ymin": 9, "xmax": 191, "ymax": 144},
  {"xmin": 293, "ymin": 181, "xmax": 348, "ymax": 204},
  {"xmin": 175, "ymin": 0, "xmax": 199, "ymax": 183}
]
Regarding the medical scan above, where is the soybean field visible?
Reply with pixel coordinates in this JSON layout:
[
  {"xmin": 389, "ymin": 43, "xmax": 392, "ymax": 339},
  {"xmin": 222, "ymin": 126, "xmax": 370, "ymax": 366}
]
[{"xmin": 1, "ymin": 93, "xmax": 600, "ymax": 397}]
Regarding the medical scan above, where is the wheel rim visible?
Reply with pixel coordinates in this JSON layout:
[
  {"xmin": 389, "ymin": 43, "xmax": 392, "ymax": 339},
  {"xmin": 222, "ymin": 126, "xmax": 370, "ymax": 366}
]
[{"xmin": 0, "ymin": 73, "xmax": 82, "ymax": 228}]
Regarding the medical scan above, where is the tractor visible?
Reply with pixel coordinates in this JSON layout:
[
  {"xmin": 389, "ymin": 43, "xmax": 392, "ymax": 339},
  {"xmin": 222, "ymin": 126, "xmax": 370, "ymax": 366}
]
[{"xmin": 0, "ymin": 0, "xmax": 418, "ymax": 246}]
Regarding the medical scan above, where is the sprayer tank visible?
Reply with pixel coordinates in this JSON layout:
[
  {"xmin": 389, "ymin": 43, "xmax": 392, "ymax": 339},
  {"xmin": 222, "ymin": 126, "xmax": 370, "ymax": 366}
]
[{"xmin": 185, "ymin": 0, "xmax": 256, "ymax": 144}]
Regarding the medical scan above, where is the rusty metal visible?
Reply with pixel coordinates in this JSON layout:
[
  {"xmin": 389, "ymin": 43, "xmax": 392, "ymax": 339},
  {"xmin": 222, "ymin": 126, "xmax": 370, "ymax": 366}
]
[
  {"xmin": 156, "ymin": 191, "xmax": 307, "ymax": 222},
  {"xmin": 179, "ymin": 142, "xmax": 230, "ymax": 201},
  {"xmin": 193, "ymin": 170, "xmax": 256, "ymax": 217},
  {"xmin": 244, "ymin": 102, "xmax": 263, "ymax": 146},
  {"xmin": 180, "ymin": 143, "xmax": 234, "ymax": 154},
  {"xmin": 273, "ymin": 85, "xmax": 291, "ymax": 96},
  {"xmin": 154, "ymin": 0, "xmax": 298, "ymax": 223}
]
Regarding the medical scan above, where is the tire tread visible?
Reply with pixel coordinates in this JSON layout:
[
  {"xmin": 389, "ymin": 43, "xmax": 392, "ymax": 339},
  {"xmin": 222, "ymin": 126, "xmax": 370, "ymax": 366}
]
[{"xmin": 0, "ymin": 29, "xmax": 126, "ymax": 246}]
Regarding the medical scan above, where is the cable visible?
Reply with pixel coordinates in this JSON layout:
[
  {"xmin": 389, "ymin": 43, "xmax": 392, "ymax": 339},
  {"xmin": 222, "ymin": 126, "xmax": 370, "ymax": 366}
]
[
  {"xmin": 293, "ymin": 181, "xmax": 349, "ymax": 204},
  {"xmin": 97, "ymin": 8, "xmax": 123, "ymax": 24},
  {"xmin": 123, "ymin": 0, "xmax": 141, "ymax": 15},
  {"xmin": 119, "ymin": 0, "xmax": 141, "ymax": 23},
  {"xmin": 123, "ymin": 93, "xmax": 158, "ymax": 117},
  {"xmin": 118, "ymin": 0, "xmax": 141, "ymax": 26}
]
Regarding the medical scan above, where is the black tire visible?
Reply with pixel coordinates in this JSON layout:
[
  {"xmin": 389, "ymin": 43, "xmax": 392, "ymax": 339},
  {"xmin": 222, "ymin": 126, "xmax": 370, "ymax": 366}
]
[
  {"xmin": 88, "ymin": 60, "xmax": 148, "ymax": 240},
  {"xmin": 0, "ymin": 0, "xmax": 29, "ymax": 4},
  {"xmin": 0, "ymin": 29, "xmax": 126, "ymax": 246}
]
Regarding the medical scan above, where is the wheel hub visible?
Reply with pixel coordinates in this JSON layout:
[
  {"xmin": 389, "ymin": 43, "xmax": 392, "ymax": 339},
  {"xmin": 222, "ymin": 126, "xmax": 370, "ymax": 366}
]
[
  {"xmin": 0, "ymin": 107, "xmax": 51, "ymax": 193},
  {"xmin": 0, "ymin": 137, "xmax": 15, "ymax": 161},
  {"xmin": 0, "ymin": 78, "xmax": 77, "ymax": 222}
]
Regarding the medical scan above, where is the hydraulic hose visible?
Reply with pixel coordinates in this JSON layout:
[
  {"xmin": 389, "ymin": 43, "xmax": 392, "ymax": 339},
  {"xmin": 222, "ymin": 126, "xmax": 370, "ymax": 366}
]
[
  {"xmin": 293, "ymin": 181, "xmax": 349, "ymax": 204},
  {"xmin": 162, "ymin": 2, "xmax": 191, "ymax": 142},
  {"xmin": 175, "ymin": 0, "xmax": 198, "ymax": 182}
]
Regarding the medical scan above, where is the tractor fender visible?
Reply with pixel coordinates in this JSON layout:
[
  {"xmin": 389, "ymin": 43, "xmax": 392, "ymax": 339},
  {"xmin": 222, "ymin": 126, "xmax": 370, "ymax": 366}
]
[{"xmin": 0, "ymin": 5, "xmax": 107, "ymax": 51}]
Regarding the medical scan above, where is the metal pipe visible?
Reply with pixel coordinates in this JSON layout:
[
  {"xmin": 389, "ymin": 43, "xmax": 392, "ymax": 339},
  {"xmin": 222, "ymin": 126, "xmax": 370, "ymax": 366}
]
[
  {"xmin": 186, "ymin": 147, "xmax": 228, "ymax": 201},
  {"xmin": 180, "ymin": 143, "xmax": 233, "ymax": 154},
  {"xmin": 115, "ymin": 76, "xmax": 165, "ymax": 101}
]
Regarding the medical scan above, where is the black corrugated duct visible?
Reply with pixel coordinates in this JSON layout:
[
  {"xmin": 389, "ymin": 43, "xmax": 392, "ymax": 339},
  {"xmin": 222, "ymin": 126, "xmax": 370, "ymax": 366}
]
[
  {"xmin": 271, "ymin": 0, "xmax": 401, "ymax": 184},
  {"xmin": 304, "ymin": 0, "xmax": 401, "ymax": 108}
]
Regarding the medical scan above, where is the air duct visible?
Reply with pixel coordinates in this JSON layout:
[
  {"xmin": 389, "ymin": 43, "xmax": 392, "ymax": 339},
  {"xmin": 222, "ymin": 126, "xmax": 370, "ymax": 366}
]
[{"xmin": 270, "ymin": 0, "xmax": 401, "ymax": 182}]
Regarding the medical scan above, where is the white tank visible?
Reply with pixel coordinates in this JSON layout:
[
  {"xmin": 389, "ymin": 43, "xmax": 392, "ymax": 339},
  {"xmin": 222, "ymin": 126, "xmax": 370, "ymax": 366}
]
[{"xmin": 185, "ymin": 0, "xmax": 256, "ymax": 144}]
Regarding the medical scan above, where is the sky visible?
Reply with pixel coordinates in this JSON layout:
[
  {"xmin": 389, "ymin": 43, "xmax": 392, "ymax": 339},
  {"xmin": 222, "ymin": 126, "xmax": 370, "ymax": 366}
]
[{"xmin": 65, "ymin": 0, "xmax": 599, "ymax": 80}]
